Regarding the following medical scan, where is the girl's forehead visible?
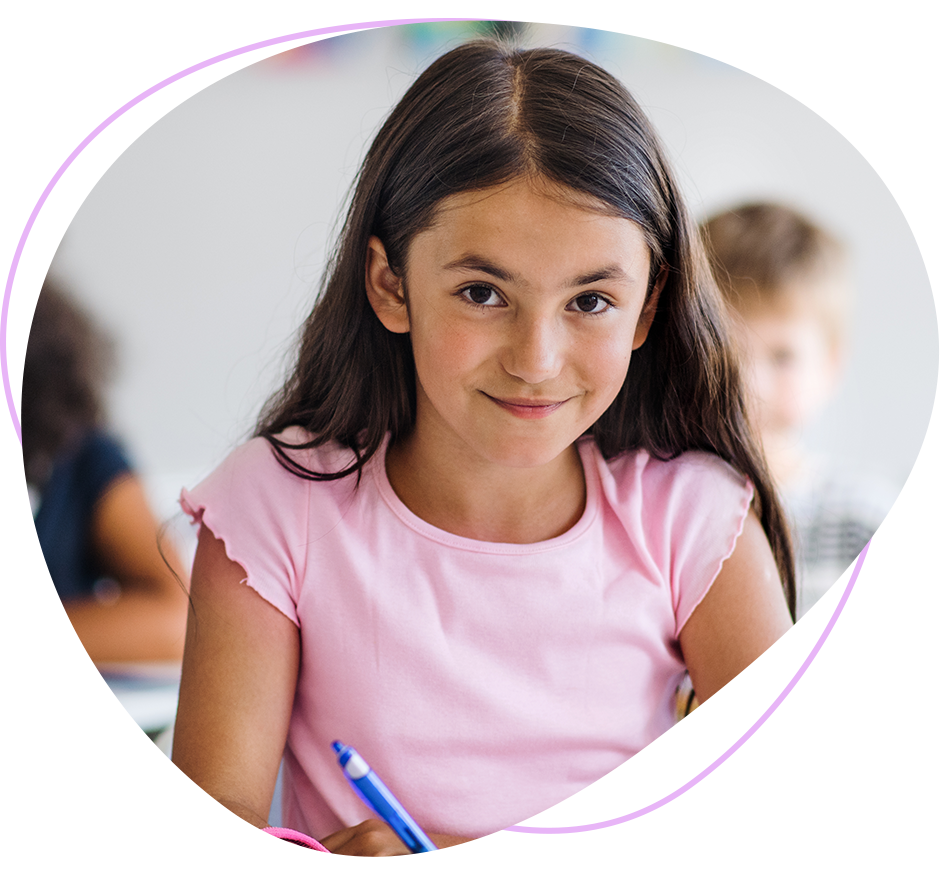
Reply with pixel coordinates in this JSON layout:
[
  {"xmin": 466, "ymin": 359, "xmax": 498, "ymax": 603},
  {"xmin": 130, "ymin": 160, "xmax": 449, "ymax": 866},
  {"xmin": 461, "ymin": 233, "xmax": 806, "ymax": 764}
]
[
  {"xmin": 431, "ymin": 176, "xmax": 624, "ymax": 223},
  {"xmin": 403, "ymin": 177, "xmax": 654, "ymax": 282},
  {"xmin": 416, "ymin": 179, "xmax": 649, "ymax": 259},
  {"xmin": 406, "ymin": 178, "xmax": 653, "ymax": 282}
]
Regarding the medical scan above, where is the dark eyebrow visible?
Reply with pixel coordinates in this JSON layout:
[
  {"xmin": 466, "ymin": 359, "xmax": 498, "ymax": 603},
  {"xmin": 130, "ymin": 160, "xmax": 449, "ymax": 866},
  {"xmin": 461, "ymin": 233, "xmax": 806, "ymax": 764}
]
[
  {"xmin": 442, "ymin": 256, "xmax": 635, "ymax": 288},
  {"xmin": 567, "ymin": 266, "xmax": 630, "ymax": 287},
  {"xmin": 441, "ymin": 255, "xmax": 516, "ymax": 283}
]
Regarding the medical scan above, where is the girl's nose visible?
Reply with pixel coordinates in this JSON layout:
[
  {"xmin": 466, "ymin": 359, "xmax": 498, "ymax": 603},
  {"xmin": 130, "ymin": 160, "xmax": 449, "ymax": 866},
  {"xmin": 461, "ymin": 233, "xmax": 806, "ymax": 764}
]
[{"xmin": 502, "ymin": 315, "xmax": 564, "ymax": 385}]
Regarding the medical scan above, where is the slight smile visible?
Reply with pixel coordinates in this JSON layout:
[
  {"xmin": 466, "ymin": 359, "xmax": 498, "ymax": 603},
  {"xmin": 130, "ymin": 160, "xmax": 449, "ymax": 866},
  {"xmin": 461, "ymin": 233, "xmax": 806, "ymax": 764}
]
[{"xmin": 483, "ymin": 393, "xmax": 571, "ymax": 419}]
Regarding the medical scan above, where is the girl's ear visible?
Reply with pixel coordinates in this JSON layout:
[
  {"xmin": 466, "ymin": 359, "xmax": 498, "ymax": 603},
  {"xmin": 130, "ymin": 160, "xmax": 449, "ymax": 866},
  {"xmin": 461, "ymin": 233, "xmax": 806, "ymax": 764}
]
[
  {"xmin": 632, "ymin": 266, "xmax": 668, "ymax": 350},
  {"xmin": 365, "ymin": 236, "xmax": 410, "ymax": 333}
]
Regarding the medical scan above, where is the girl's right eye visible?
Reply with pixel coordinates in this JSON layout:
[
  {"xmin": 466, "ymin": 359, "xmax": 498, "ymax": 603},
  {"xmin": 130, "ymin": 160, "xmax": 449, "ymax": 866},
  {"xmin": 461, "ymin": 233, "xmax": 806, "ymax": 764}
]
[{"xmin": 459, "ymin": 284, "xmax": 504, "ymax": 307}]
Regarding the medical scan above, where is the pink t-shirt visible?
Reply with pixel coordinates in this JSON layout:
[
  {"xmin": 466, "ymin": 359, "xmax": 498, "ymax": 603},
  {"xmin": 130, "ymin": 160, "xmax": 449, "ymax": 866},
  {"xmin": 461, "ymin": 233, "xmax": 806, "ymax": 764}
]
[{"xmin": 180, "ymin": 428, "xmax": 753, "ymax": 839}]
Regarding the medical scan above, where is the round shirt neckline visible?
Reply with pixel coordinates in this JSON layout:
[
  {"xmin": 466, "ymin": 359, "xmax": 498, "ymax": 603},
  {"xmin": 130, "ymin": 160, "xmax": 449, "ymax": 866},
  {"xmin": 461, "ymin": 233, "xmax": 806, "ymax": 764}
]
[{"xmin": 368, "ymin": 436, "xmax": 601, "ymax": 555}]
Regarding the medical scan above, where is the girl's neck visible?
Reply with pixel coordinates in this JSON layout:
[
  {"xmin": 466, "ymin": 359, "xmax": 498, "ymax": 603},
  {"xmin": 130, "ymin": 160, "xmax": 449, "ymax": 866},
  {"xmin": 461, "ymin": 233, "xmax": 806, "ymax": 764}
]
[{"xmin": 384, "ymin": 432, "xmax": 587, "ymax": 544}]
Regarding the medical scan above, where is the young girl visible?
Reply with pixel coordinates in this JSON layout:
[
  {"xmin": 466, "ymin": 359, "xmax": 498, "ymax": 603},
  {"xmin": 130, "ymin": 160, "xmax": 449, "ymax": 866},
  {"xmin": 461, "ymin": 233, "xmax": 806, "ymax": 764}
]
[{"xmin": 172, "ymin": 39, "xmax": 795, "ymax": 855}]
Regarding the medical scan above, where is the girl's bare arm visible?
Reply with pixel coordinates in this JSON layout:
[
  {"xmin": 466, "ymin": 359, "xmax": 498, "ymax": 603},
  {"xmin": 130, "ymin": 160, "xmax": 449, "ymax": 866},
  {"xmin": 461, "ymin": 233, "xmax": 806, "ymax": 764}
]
[
  {"xmin": 679, "ymin": 510, "xmax": 792, "ymax": 703},
  {"xmin": 172, "ymin": 524, "xmax": 300, "ymax": 828},
  {"xmin": 173, "ymin": 526, "xmax": 467, "ymax": 853}
]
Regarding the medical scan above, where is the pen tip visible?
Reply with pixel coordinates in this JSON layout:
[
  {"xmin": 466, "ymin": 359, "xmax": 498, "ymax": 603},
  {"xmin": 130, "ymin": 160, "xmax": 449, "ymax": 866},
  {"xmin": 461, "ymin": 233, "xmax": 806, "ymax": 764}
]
[{"xmin": 331, "ymin": 740, "xmax": 343, "ymax": 753}]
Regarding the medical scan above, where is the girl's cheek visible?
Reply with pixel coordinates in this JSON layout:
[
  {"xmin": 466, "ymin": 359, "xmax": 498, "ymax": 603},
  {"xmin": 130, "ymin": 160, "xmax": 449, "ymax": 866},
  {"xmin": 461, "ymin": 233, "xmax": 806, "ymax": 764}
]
[
  {"xmin": 590, "ymin": 331, "xmax": 634, "ymax": 380},
  {"xmin": 413, "ymin": 323, "xmax": 483, "ymax": 378}
]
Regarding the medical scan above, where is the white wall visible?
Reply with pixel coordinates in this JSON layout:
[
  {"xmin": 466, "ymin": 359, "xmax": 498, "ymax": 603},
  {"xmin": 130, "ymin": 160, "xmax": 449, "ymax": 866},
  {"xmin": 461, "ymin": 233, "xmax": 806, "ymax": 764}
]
[{"xmin": 45, "ymin": 22, "xmax": 937, "ymax": 531}]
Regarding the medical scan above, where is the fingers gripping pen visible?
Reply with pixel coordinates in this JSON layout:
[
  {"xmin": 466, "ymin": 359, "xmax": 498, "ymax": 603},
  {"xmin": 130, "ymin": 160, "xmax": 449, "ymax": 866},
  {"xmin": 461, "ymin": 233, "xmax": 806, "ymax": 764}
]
[{"xmin": 331, "ymin": 740, "xmax": 438, "ymax": 853}]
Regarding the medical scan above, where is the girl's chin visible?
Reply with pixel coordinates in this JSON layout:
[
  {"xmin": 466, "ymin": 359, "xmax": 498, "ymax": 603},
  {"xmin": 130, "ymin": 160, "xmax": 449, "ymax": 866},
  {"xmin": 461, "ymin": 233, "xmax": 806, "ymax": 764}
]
[{"xmin": 472, "ymin": 436, "xmax": 583, "ymax": 472}]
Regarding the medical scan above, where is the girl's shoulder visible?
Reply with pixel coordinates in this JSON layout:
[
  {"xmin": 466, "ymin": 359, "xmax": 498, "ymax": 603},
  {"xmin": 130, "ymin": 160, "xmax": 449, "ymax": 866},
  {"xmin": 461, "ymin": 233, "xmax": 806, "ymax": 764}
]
[
  {"xmin": 585, "ymin": 440, "xmax": 753, "ymax": 538},
  {"xmin": 179, "ymin": 428, "xmax": 364, "ymax": 623},
  {"xmin": 181, "ymin": 427, "xmax": 361, "ymax": 526},
  {"xmin": 594, "ymin": 448, "xmax": 754, "ymax": 551},
  {"xmin": 585, "ymin": 442, "xmax": 754, "ymax": 629},
  {"xmin": 197, "ymin": 426, "xmax": 359, "ymax": 486}
]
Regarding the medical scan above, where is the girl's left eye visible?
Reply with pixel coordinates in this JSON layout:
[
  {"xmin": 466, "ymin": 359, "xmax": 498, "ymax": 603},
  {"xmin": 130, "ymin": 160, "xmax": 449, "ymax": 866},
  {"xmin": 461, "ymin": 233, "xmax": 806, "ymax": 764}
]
[
  {"xmin": 459, "ymin": 284, "xmax": 504, "ymax": 307},
  {"xmin": 567, "ymin": 293, "xmax": 611, "ymax": 314}
]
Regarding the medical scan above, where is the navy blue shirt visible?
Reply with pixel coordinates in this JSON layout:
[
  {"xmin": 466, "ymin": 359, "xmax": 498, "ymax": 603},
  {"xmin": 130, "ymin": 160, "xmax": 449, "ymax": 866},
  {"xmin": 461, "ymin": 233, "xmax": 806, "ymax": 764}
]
[{"xmin": 33, "ymin": 431, "xmax": 133, "ymax": 601}]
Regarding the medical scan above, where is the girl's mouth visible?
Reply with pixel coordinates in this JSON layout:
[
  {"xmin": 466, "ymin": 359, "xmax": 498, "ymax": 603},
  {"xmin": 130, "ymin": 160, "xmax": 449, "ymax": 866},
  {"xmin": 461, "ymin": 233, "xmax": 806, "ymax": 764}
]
[{"xmin": 484, "ymin": 394, "xmax": 570, "ymax": 419}]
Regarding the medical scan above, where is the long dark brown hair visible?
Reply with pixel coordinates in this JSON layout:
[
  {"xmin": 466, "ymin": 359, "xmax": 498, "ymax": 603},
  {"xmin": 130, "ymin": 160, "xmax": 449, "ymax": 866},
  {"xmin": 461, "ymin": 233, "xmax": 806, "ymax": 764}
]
[{"xmin": 256, "ymin": 39, "xmax": 796, "ymax": 615}]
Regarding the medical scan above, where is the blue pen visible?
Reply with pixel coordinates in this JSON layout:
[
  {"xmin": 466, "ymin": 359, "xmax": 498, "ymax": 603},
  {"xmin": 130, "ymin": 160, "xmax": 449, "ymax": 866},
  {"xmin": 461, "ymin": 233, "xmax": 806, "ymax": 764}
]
[{"xmin": 331, "ymin": 740, "xmax": 438, "ymax": 853}]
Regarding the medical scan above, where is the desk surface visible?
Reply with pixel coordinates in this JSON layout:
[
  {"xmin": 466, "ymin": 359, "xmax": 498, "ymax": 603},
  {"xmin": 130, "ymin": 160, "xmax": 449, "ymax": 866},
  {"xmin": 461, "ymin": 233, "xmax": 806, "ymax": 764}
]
[{"xmin": 98, "ymin": 662, "xmax": 181, "ymax": 734}]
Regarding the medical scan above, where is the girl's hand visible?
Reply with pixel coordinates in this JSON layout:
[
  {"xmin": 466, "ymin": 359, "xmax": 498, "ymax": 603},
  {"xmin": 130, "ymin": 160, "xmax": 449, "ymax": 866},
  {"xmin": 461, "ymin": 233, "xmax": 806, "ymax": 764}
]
[
  {"xmin": 321, "ymin": 819, "xmax": 409, "ymax": 856},
  {"xmin": 321, "ymin": 819, "xmax": 471, "ymax": 856}
]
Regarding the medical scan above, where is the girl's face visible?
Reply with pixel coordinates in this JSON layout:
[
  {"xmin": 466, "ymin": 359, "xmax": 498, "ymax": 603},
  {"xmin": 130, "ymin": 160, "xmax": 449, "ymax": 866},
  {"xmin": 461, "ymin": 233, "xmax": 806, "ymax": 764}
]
[{"xmin": 367, "ymin": 177, "xmax": 662, "ymax": 472}]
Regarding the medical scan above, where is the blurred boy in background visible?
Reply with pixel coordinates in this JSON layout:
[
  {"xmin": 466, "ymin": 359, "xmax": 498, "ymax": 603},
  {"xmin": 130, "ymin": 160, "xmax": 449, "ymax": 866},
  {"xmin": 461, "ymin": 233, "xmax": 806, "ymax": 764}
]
[{"xmin": 701, "ymin": 203, "xmax": 895, "ymax": 617}]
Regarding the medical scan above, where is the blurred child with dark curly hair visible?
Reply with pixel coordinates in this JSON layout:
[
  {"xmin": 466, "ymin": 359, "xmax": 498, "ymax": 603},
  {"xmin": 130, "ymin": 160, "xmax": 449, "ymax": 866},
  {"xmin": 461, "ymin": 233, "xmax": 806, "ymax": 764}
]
[{"xmin": 23, "ymin": 281, "xmax": 188, "ymax": 662}]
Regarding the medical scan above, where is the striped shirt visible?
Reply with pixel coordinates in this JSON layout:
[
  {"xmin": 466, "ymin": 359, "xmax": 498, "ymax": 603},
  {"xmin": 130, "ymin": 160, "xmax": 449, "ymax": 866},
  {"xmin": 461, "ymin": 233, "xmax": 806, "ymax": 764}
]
[{"xmin": 782, "ymin": 457, "xmax": 897, "ymax": 618}]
